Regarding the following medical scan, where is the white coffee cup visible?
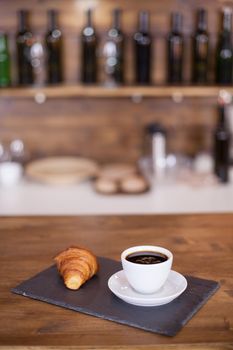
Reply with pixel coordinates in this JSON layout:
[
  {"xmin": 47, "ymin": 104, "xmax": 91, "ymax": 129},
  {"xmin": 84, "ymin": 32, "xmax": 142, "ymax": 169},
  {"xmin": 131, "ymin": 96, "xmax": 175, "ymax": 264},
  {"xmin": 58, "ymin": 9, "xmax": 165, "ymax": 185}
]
[{"xmin": 121, "ymin": 245, "xmax": 173, "ymax": 294}]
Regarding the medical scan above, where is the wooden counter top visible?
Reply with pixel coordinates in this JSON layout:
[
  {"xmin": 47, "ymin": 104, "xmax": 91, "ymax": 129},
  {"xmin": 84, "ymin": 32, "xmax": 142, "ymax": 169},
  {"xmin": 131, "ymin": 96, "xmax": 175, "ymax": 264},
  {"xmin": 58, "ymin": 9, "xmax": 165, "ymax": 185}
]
[{"xmin": 0, "ymin": 214, "xmax": 233, "ymax": 349}]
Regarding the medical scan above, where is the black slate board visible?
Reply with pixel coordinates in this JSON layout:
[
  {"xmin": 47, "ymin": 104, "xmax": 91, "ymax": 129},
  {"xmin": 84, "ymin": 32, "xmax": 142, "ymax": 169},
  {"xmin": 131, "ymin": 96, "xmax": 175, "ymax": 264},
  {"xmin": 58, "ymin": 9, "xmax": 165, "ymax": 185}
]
[{"xmin": 12, "ymin": 257, "xmax": 219, "ymax": 336}]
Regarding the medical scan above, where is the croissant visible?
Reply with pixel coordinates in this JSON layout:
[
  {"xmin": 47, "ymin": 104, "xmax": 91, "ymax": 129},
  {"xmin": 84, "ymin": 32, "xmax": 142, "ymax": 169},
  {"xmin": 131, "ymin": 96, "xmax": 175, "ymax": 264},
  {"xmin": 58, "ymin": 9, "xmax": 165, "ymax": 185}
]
[{"xmin": 54, "ymin": 246, "xmax": 98, "ymax": 290}]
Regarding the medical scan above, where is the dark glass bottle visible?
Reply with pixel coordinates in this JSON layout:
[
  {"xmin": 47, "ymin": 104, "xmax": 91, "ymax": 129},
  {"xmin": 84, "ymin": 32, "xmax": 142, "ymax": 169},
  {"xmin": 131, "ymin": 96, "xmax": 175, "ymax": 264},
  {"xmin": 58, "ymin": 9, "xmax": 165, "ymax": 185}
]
[
  {"xmin": 0, "ymin": 32, "xmax": 11, "ymax": 87},
  {"xmin": 192, "ymin": 9, "xmax": 209, "ymax": 84},
  {"xmin": 167, "ymin": 12, "xmax": 184, "ymax": 84},
  {"xmin": 81, "ymin": 9, "xmax": 98, "ymax": 84},
  {"xmin": 46, "ymin": 10, "xmax": 63, "ymax": 84},
  {"xmin": 16, "ymin": 10, "xmax": 34, "ymax": 85},
  {"xmin": 134, "ymin": 11, "xmax": 152, "ymax": 84},
  {"xmin": 214, "ymin": 104, "xmax": 230, "ymax": 183},
  {"xmin": 216, "ymin": 8, "xmax": 233, "ymax": 85},
  {"xmin": 104, "ymin": 8, "xmax": 124, "ymax": 85}
]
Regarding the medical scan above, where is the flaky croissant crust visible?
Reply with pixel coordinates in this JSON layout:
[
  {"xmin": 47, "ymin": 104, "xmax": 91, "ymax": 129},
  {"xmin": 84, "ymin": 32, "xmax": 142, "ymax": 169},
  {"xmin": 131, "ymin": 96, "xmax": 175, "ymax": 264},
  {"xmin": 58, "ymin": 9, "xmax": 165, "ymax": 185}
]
[{"xmin": 54, "ymin": 246, "xmax": 98, "ymax": 290}]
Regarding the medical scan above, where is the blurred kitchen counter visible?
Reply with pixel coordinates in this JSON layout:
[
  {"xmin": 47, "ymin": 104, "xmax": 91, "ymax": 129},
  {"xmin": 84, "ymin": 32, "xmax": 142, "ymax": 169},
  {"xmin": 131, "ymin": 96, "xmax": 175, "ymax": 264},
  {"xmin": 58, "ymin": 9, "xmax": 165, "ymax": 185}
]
[{"xmin": 1, "ymin": 178, "xmax": 233, "ymax": 215}]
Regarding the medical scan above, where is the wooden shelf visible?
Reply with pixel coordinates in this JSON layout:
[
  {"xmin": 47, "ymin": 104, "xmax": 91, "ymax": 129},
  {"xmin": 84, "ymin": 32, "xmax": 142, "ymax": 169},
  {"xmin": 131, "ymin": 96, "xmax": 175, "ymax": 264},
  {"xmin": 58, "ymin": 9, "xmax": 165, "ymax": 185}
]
[{"xmin": 0, "ymin": 85, "xmax": 233, "ymax": 100}]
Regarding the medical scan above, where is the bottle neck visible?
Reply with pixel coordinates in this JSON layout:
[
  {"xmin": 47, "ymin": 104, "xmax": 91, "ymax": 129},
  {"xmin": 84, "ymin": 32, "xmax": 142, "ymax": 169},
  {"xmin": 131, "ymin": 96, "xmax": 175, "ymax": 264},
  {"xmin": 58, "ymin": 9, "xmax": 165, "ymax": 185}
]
[
  {"xmin": 112, "ymin": 9, "xmax": 121, "ymax": 30},
  {"xmin": 18, "ymin": 10, "xmax": 29, "ymax": 32},
  {"xmin": 171, "ymin": 13, "xmax": 182, "ymax": 34},
  {"xmin": 222, "ymin": 8, "xmax": 232, "ymax": 33},
  {"xmin": 0, "ymin": 33, "xmax": 8, "ymax": 51},
  {"xmin": 138, "ymin": 11, "xmax": 150, "ymax": 33},
  {"xmin": 197, "ymin": 9, "xmax": 207, "ymax": 32},
  {"xmin": 218, "ymin": 105, "xmax": 227, "ymax": 128},
  {"xmin": 86, "ymin": 9, "xmax": 92, "ymax": 27},
  {"xmin": 48, "ymin": 10, "xmax": 58, "ymax": 31}
]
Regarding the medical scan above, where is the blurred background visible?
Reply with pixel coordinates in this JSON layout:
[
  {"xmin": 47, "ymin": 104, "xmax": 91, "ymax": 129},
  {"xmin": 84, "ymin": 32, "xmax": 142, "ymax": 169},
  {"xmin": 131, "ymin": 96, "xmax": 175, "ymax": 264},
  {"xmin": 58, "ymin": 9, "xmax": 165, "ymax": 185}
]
[{"xmin": 0, "ymin": 0, "xmax": 233, "ymax": 214}]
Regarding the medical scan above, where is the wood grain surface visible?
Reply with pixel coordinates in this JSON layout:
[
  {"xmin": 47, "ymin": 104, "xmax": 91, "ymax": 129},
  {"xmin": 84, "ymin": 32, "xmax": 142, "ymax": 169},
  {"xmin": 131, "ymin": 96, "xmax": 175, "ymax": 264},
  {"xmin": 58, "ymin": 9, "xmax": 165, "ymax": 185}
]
[
  {"xmin": 0, "ymin": 214, "xmax": 233, "ymax": 349},
  {"xmin": 1, "ymin": 86, "xmax": 233, "ymax": 99},
  {"xmin": 0, "ymin": 0, "xmax": 232, "ymax": 162},
  {"xmin": 0, "ymin": 95, "xmax": 218, "ymax": 162}
]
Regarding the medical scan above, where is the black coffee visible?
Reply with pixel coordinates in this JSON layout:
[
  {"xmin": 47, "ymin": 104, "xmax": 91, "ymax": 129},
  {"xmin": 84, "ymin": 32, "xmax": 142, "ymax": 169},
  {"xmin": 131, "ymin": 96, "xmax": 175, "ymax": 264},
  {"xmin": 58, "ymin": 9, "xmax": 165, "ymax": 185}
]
[{"xmin": 126, "ymin": 251, "xmax": 168, "ymax": 265}]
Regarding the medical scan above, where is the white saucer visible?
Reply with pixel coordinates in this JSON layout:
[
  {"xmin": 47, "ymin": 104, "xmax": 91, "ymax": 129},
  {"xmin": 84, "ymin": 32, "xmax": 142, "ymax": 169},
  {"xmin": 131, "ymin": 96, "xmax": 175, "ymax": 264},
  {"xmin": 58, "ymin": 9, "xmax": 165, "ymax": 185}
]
[{"xmin": 108, "ymin": 270, "xmax": 187, "ymax": 307}]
